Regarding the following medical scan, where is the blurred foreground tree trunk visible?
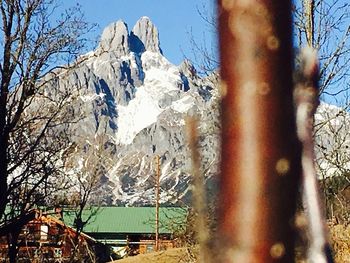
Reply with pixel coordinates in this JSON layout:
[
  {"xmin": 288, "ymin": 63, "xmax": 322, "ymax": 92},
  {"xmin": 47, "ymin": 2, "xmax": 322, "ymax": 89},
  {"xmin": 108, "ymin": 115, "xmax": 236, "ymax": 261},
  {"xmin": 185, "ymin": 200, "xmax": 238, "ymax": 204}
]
[{"xmin": 216, "ymin": 1, "xmax": 301, "ymax": 262}]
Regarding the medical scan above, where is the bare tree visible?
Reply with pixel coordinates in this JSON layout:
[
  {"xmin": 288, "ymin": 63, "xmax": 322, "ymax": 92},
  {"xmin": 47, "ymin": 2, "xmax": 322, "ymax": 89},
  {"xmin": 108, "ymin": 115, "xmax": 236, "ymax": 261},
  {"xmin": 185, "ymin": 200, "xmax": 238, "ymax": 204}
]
[
  {"xmin": 295, "ymin": 0, "xmax": 350, "ymax": 225},
  {"xmin": 294, "ymin": 0, "xmax": 350, "ymax": 99},
  {"xmin": 314, "ymin": 103, "xmax": 350, "ymax": 222},
  {"xmin": 0, "ymin": 0, "xmax": 94, "ymax": 261},
  {"xmin": 70, "ymin": 138, "xmax": 109, "ymax": 238},
  {"xmin": 21, "ymin": 134, "xmax": 115, "ymax": 262},
  {"xmin": 187, "ymin": 2, "xmax": 218, "ymax": 77}
]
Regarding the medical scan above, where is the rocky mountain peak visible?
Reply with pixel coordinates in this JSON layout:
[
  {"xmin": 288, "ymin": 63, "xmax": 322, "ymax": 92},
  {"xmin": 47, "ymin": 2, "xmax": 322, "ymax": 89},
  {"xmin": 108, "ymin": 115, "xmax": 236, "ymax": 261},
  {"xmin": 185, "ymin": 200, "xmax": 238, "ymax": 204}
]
[
  {"xmin": 98, "ymin": 20, "xmax": 129, "ymax": 55},
  {"xmin": 130, "ymin": 16, "xmax": 162, "ymax": 54},
  {"xmin": 48, "ymin": 17, "xmax": 219, "ymax": 206}
]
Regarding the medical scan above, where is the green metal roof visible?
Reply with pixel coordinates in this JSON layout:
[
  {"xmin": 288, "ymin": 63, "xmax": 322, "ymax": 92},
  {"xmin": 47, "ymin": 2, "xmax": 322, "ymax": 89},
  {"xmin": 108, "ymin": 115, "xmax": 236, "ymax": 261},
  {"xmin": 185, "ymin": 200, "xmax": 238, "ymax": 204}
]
[{"xmin": 63, "ymin": 207, "xmax": 187, "ymax": 235}]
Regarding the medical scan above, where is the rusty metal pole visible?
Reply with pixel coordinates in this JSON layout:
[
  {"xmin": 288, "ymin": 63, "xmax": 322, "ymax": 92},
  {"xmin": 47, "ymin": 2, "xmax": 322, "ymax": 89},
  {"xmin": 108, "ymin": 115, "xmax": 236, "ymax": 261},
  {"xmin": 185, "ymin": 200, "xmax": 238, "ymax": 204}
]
[{"xmin": 216, "ymin": 1, "xmax": 301, "ymax": 262}]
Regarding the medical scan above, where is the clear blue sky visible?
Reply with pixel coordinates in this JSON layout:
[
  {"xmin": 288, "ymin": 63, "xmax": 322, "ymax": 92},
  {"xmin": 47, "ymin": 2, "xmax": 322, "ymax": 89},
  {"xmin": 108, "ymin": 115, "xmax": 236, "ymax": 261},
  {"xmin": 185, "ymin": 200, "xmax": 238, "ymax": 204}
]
[{"xmin": 66, "ymin": 0, "xmax": 216, "ymax": 65}]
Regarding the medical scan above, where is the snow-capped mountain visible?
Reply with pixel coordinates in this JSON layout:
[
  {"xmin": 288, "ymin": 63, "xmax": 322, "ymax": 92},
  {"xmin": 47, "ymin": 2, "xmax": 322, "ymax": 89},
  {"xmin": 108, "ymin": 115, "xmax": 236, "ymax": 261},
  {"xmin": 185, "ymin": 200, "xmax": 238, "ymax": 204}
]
[
  {"xmin": 53, "ymin": 17, "xmax": 220, "ymax": 205},
  {"xmin": 35, "ymin": 16, "xmax": 347, "ymax": 206}
]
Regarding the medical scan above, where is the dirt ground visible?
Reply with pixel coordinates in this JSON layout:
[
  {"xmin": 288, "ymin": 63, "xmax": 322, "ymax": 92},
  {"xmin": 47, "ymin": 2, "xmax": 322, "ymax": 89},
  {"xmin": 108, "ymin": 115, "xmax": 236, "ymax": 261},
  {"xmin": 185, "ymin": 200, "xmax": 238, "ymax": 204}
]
[{"xmin": 110, "ymin": 247, "xmax": 193, "ymax": 263}]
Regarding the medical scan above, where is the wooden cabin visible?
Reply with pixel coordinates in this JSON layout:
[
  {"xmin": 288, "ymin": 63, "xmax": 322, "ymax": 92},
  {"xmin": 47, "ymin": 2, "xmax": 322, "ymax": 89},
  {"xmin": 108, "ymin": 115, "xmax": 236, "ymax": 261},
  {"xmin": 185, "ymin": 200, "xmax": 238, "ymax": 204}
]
[
  {"xmin": 0, "ymin": 209, "xmax": 106, "ymax": 262},
  {"xmin": 0, "ymin": 207, "xmax": 187, "ymax": 261}
]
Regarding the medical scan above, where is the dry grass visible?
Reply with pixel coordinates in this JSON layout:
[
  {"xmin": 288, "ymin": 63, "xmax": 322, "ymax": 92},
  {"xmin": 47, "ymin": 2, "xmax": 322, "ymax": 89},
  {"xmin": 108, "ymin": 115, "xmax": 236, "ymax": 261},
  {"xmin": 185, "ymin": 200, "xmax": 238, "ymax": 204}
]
[
  {"xmin": 329, "ymin": 223, "xmax": 350, "ymax": 263},
  {"xmin": 111, "ymin": 225, "xmax": 350, "ymax": 263}
]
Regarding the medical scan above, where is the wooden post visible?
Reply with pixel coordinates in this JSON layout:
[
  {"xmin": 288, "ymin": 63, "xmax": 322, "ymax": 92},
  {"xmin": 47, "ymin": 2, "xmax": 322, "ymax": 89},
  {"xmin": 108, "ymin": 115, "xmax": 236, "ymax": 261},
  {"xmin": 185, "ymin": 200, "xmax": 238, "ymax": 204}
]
[
  {"xmin": 216, "ymin": 0, "xmax": 301, "ymax": 262},
  {"xmin": 155, "ymin": 155, "xmax": 160, "ymax": 252}
]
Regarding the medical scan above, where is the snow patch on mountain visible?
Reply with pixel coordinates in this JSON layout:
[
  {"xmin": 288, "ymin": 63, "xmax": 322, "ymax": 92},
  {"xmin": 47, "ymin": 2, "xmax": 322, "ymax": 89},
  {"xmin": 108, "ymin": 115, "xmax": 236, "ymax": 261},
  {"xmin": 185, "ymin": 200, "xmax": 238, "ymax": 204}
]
[
  {"xmin": 115, "ymin": 86, "xmax": 163, "ymax": 145},
  {"xmin": 114, "ymin": 50, "xmax": 192, "ymax": 145},
  {"xmin": 80, "ymin": 93, "xmax": 106, "ymax": 103},
  {"xmin": 171, "ymin": 96, "xmax": 195, "ymax": 113}
]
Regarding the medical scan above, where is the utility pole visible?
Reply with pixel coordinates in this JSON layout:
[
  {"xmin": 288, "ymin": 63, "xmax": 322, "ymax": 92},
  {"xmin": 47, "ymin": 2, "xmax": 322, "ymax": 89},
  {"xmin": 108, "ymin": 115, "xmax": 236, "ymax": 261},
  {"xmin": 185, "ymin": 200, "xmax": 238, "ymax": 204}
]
[
  {"xmin": 216, "ymin": 1, "xmax": 301, "ymax": 262},
  {"xmin": 155, "ymin": 155, "xmax": 160, "ymax": 252}
]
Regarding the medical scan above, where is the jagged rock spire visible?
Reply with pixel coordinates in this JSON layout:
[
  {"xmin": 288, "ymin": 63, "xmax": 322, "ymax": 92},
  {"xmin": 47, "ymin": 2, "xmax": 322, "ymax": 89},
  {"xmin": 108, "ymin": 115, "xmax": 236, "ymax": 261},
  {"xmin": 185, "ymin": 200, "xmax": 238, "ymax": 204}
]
[
  {"xmin": 97, "ymin": 17, "xmax": 162, "ymax": 56},
  {"xmin": 98, "ymin": 20, "xmax": 129, "ymax": 55},
  {"xmin": 130, "ymin": 16, "xmax": 162, "ymax": 54}
]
